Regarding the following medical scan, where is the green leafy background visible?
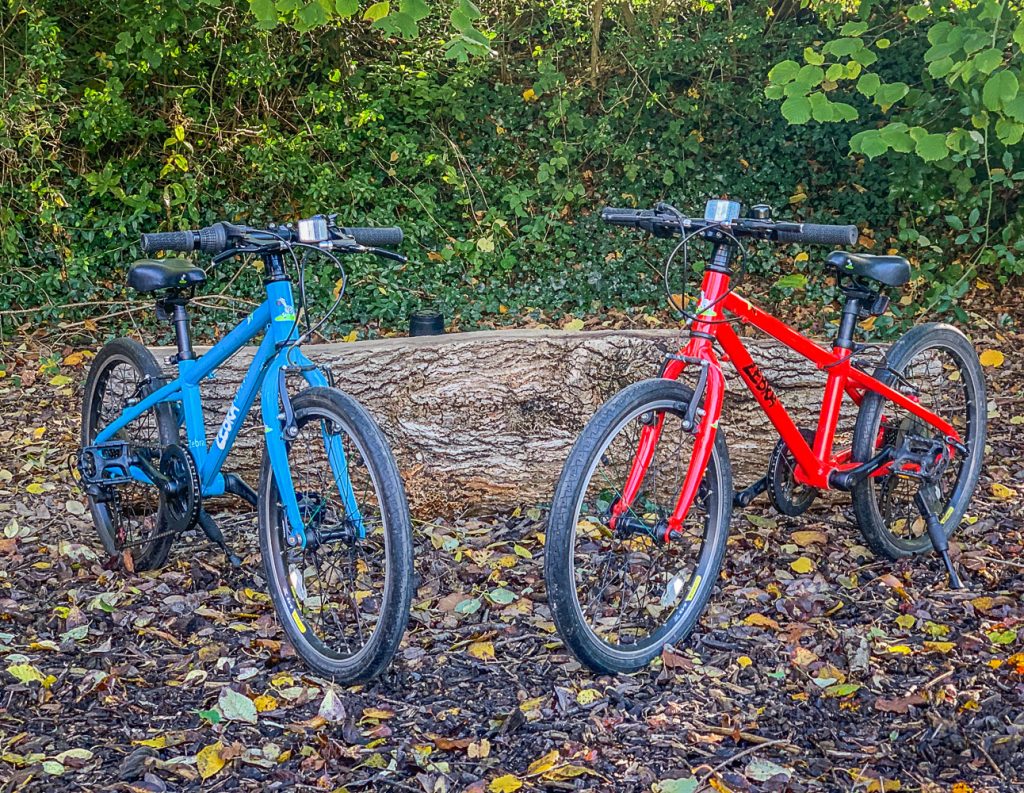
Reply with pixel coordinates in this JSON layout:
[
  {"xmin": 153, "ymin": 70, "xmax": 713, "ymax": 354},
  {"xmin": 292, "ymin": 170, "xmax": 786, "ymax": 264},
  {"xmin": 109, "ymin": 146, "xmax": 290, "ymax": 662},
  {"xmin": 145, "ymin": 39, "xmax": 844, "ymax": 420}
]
[{"xmin": 2, "ymin": 0, "xmax": 1020, "ymax": 342}]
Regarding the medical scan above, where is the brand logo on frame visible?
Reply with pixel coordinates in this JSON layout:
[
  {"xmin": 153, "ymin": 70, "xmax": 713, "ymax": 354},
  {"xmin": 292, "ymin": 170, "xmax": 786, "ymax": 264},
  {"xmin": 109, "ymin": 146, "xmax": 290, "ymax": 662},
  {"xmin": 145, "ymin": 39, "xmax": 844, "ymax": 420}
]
[{"xmin": 216, "ymin": 405, "xmax": 241, "ymax": 449}]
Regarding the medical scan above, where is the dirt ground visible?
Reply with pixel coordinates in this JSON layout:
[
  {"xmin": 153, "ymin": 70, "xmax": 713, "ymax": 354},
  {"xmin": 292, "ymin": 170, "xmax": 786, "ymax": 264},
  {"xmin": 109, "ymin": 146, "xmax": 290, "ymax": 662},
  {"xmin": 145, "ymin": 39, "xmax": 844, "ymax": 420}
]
[{"xmin": 0, "ymin": 330, "xmax": 1021, "ymax": 793}]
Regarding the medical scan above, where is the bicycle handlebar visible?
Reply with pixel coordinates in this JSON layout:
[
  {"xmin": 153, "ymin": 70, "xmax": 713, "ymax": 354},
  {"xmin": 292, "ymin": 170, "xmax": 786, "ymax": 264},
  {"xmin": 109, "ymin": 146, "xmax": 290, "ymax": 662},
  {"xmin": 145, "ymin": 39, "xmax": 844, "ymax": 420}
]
[
  {"xmin": 600, "ymin": 207, "xmax": 858, "ymax": 247},
  {"xmin": 140, "ymin": 220, "xmax": 405, "ymax": 256}
]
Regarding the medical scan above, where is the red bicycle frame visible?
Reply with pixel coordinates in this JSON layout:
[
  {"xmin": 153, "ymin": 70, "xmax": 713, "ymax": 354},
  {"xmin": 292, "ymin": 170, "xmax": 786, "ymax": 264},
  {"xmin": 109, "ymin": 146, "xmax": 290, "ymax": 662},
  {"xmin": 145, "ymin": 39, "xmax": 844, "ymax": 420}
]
[{"xmin": 611, "ymin": 252, "xmax": 962, "ymax": 538}]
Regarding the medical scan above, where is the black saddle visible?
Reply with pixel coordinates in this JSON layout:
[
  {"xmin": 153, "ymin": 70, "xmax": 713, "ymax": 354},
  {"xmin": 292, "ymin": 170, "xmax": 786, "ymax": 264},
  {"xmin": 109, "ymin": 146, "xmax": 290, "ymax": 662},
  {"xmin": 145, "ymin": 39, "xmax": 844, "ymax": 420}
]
[
  {"xmin": 127, "ymin": 259, "xmax": 206, "ymax": 293},
  {"xmin": 826, "ymin": 251, "xmax": 910, "ymax": 287}
]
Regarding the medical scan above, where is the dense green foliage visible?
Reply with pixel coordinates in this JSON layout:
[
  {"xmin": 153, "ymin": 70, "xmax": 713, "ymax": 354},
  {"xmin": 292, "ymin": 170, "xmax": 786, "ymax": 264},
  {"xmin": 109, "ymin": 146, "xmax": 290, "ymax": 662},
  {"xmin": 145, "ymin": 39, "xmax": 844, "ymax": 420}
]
[
  {"xmin": 767, "ymin": 0, "xmax": 1024, "ymax": 305},
  {"xmin": 1, "ymin": 0, "xmax": 1018, "ymax": 341}
]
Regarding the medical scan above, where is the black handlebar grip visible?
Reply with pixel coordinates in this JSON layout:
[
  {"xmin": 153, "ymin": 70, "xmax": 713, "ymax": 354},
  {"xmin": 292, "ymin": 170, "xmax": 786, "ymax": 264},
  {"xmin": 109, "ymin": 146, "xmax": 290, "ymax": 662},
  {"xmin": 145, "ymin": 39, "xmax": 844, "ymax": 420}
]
[
  {"xmin": 777, "ymin": 223, "xmax": 858, "ymax": 247},
  {"xmin": 140, "ymin": 230, "xmax": 199, "ymax": 254},
  {"xmin": 601, "ymin": 207, "xmax": 647, "ymax": 225},
  {"xmin": 342, "ymin": 226, "xmax": 403, "ymax": 247}
]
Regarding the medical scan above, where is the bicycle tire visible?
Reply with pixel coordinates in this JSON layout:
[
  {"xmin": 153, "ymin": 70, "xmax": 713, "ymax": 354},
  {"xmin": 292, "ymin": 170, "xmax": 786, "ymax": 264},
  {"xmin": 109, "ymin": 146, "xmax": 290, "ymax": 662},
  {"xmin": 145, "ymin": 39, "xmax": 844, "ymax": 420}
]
[
  {"xmin": 851, "ymin": 323, "xmax": 986, "ymax": 559},
  {"xmin": 80, "ymin": 338, "xmax": 178, "ymax": 569},
  {"xmin": 258, "ymin": 386, "xmax": 414, "ymax": 681},
  {"xmin": 545, "ymin": 378, "xmax": 733, "ymax": 675}
]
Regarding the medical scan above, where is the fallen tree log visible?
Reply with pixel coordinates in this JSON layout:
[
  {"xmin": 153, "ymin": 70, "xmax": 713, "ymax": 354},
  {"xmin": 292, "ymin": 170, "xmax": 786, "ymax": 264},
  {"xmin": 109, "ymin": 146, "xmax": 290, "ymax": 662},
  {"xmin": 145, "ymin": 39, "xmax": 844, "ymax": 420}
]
[{"xmin": 155, "ymin": 328, "xmax": 857, "ymax": 517}]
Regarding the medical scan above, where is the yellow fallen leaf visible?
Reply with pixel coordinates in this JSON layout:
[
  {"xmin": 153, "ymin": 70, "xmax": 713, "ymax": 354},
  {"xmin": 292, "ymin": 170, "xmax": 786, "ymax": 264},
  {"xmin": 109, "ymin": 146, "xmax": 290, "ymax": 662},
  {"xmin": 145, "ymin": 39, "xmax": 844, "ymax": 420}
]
[
  {"xmin": 490, "ymin": 773, "xmax": 524, "ymax": 792},
  {"xmin": 794, "ymin": 251, "xmax": 809, "ymax": 262},
  {"xmin": 923, "ymin": 641, "xmax": 955, "ymax": 654},
  {"xmin": 196, "ymin": 742, "xmax": 225, "ymax": 780},
  {"xmin": 26, "ymin": 483, "xmax": 45, "ymax": 495},
  {"xmin": 563, "ymin": 318, "xmax": 585, "ymax": 332},
  {"xmin": 737, "ymin": 655, "xmax": 753, "ymax": 668},
  {"xmin": 791, "ymin": 530, "xmax": 827, "ymax": 547},
  {"xmin": 887, "ymin": 645, "xmax": 913, "ymax": 655},
  {"xmin": 991, "ymin": 483, "xmax": 1017, "ymax": 500},
  {"xmin": 522, "ymin": 88, "xmax": 537, "ymax": 102},
  {"xmin": 362, "ymin": 707, "xmax": 395, "ymax": 720},
  {"xmin": 468, "ymin": 641, "xmax": 495, "ymax": 661},
  {"xmin": 132, "ymin": 736, "xmax": 168, "ymax": 749},
  {"xmin": 253, "ymin": 694, "xmax": 278, "ymax": 712},
  {"xmin": 744, "ymin": 613, "xmax": 780, "ymax": 630},
  {"xmin": 979, "ymin": 349, "xmax": 1003, "ymax": 367},
  {"xmin": 7, "ymin": 663, "xmax": 47, "ymax": 685},
  {"xmin": 790, "ymin": 556, "xmax": 814, "ymax": 574},
  {"xmin": 575, "ymin": 688, "xmax": 601, "ymax": 705},
  {"xmin": 527, "ymin": 750, "xmax": 560, "ymax": 776}
]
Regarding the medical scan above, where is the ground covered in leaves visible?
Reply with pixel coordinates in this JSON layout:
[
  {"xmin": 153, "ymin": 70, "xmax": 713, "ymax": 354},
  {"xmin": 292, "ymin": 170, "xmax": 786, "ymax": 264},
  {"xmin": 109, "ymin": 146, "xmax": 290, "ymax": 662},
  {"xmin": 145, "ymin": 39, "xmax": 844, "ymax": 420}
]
[{"xmin": 0, "ymin": 334, "xmax": 1022, "ymax": 793}]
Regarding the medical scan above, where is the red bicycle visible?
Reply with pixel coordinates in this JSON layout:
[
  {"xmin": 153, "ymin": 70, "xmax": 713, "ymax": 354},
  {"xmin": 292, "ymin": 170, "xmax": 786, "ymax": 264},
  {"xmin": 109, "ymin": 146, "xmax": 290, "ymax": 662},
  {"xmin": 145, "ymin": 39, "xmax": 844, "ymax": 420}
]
[{"xmin": 545, "ymin": 200, "xmax": 986, "ymax": 674}]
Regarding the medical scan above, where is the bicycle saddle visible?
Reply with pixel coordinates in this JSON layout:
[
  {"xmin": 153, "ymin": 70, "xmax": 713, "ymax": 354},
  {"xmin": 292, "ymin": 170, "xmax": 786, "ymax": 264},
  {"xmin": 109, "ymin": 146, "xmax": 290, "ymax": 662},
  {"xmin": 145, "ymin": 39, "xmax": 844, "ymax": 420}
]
[
  {"xmin": 826, "ymin": 251, "xmax": 910, "ymax": 287},
  {"xmin": 127, "ymin": 258, "xmax": 207, "ymax": 293}
]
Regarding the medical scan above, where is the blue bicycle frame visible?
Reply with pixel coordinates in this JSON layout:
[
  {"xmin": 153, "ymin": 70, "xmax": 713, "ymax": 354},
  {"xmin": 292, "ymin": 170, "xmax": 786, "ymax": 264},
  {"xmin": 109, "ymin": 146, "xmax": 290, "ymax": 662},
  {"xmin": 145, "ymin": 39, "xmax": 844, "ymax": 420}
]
[{"xmin": 94, "ymin": 257, "xmax": 362, "ymax": 546}]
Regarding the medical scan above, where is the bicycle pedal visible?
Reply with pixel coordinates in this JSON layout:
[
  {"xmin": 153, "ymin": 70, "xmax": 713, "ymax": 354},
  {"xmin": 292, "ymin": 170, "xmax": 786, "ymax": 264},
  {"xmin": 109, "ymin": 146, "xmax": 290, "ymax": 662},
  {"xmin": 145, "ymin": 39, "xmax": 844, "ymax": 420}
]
[{"xmin": 79, "ymin": 442, "xmax": 136, "ymax": 486}]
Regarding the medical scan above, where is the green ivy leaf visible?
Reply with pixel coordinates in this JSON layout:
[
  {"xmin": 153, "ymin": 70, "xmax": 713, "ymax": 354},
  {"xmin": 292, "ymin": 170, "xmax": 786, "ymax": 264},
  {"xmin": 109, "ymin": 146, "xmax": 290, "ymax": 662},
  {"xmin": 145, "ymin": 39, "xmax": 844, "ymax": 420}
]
[
  {"xmin": 928, "ymin": 57, "xmax": 955, "ymax": 79},
  {"xmin": 809, "ymin": 92, "xmax": 834, "ymax": 122},
  {"xmin": 840, "ymin": 21, "xmax": 868, "ymax": 36},
  {"xmin": 914, "ymin": 131, "xmax": 949, "ymax": 162},
  {"xmin": 974, "ymin": 48, "xmax": 1003, "ymax": 75},
  {"xmin": 781, "ymin": 95, "xmax": 812, "ymax": 124},
  {"xmin": 983, "ymin": 70, "xmax": 1019, "ymax": 111},
  {"xmin": 1004, "ymin": 96, "xmax": 1024, "ymax": 122},
  {"xmin": 850, "ymin": 129, "xmax": 889, "ymax": 159},
  {"xmin": 768, "ymin": 60, "xmax": 801, "ymax": 85},
  {"xmin": 881, "ymin": 123, "xmax": 915, "ymax": 153},
  {"xmin": 856, "ymin": 73, "xmax": 881, "ymax": 97},
  {"xmin": 363, "ymin": 1, "xmax": 389, "ymax": 21},
  {"xmin": 295, "ymin": 1, "xmax": 328, "ymax": 31},
  {"xmin": 823, "ymin": 37, "xmax": 862, "ymax": 57},
  {"xmin": 796, "ymin": 64, "xmax": 825, "ymax": 89},
  {"xmin": 775, "ymin": 274, "xmax": 808, "ymax": 289},
  {"xmin": 874, "ymin": 81, "xmax": 910, "ymax": 109},
  {"xmin": 249, "ymin": 0, "xmax": 278, "ymax": 27},
  {"xmin": 850, "ymin": 47, "xmax": 878, "ymax": 67},
  {"xmin": 804, "ymin": 48, "xmax": 824, "ymax": 66},
  {"xmin": 995, "ymin": 119, "xmax": 1024, "ymax": 146}
]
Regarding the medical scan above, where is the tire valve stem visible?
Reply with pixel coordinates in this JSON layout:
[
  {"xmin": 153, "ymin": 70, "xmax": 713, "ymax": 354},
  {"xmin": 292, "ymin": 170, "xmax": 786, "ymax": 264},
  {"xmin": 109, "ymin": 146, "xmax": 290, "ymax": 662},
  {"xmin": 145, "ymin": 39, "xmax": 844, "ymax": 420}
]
[{"xmin": 913, "ymin": 490, "xmax": 961, "ymax": 590}]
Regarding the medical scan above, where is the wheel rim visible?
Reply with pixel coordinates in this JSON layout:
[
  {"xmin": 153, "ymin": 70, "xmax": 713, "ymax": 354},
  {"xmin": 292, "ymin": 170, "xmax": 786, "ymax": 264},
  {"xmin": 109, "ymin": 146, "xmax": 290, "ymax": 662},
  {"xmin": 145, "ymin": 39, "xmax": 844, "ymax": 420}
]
[
  {"xmin": 85, "ymin": 355, "xmax": 167, "ymax": 557},
  {"xmin": 267, "ymin": 404, "xmax": 390, "ymax": 665},
  {"xmin": 867, "ymin": 343, "xmax": 978, "ymax": 550},
  {"xmin": 567, "ymin": 398, "xmax": 721, "ymax": 655}
]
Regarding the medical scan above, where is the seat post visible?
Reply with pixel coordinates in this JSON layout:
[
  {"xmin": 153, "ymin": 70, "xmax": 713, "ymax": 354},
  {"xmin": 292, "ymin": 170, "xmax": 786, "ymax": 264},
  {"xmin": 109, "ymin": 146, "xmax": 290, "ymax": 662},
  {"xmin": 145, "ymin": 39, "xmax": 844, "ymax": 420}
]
[
  {"xmin": 169, "ymin": 298, "xmax": 195, "ymax": 361},
  {"xmin": 836, "ymin": 296, "xmax": 861, "ymax": 350}
]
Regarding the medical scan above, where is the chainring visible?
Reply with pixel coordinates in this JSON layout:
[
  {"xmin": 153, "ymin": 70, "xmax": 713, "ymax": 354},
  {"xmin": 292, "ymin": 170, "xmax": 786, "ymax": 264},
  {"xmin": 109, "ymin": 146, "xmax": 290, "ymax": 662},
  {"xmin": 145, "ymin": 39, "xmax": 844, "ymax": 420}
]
[
  {"xmin": 159, "ymin": 444, "xmax": 201, "ymax": 533},
  {"xmin": 767, "ymin": 427, "xmax": 818, "ymax": 517}
]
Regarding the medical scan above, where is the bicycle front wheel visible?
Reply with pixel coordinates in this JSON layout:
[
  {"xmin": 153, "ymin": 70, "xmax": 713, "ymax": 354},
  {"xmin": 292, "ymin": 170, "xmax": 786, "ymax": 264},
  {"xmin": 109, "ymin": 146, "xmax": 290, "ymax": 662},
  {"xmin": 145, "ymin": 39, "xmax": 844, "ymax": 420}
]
[
  {"xmin": 258, "ymin": 387, "xmax": 413, "ymax": 682},
  {"xmin": 545, "ymin": 378, "xmax": 733, "ymax": 675}
]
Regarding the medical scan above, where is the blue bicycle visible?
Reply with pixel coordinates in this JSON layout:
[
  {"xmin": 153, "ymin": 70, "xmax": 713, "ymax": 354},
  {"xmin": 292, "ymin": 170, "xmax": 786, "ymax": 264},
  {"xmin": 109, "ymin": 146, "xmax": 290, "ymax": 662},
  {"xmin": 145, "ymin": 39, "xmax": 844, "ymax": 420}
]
[{"xmin": 78, "ymin": 216, "xmax": 414, "ymax": 681}]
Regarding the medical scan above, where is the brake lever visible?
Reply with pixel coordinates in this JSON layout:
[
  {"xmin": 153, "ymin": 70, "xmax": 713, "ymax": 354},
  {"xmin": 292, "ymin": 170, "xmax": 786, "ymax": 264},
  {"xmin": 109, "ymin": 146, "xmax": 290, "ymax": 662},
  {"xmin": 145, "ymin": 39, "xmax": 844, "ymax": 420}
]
[{"xmin": 367, "ymin": 247, "xmax": 408, "ymax": 264}]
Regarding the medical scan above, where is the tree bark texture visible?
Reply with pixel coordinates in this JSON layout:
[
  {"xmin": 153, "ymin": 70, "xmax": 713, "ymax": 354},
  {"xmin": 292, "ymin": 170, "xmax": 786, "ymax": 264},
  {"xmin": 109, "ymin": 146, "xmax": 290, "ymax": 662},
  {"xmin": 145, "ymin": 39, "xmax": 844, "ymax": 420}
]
[{"xmin": 154, "ymin": 329, "xmax": 859, "ymax": 518}]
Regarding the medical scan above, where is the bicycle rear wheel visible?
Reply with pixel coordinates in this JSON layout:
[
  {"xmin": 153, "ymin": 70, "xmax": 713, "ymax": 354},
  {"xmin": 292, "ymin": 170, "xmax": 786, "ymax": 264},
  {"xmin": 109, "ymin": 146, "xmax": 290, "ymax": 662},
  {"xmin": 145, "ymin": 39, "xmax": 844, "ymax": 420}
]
[
  {"xmin": 545, "ymin": 378, "xmax": 733, "ymax": 675},
  {"xmin": 258, "ymin": 387, "xmax": 413, "ymax": 681},
  {"xmin": 80, "ymin": 338, "xmax": 178, "ymax": 570},
  {"xmin": 851, "ymin": 323, "xmax": 986, "ymax": 559}
]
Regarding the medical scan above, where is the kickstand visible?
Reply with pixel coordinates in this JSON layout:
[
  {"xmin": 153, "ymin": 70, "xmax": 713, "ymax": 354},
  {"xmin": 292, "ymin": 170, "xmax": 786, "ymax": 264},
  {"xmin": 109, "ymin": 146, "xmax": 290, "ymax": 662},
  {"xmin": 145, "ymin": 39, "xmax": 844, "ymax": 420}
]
[
  {"xmin": 198, "ymin": 509, "xmax": 242, "ymax": 567},
  {"xmin": 913, "ymin": 490, "xmax": 961, "ymax": 589}
]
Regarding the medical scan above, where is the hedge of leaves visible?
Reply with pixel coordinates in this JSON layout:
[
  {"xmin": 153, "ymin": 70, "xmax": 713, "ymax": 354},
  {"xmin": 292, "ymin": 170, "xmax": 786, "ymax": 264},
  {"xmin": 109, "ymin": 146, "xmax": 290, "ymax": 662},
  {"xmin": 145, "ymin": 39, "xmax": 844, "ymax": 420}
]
[{"xmin": 1, "ymin": 0, "xmax": 1018, "ymax": 341}]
